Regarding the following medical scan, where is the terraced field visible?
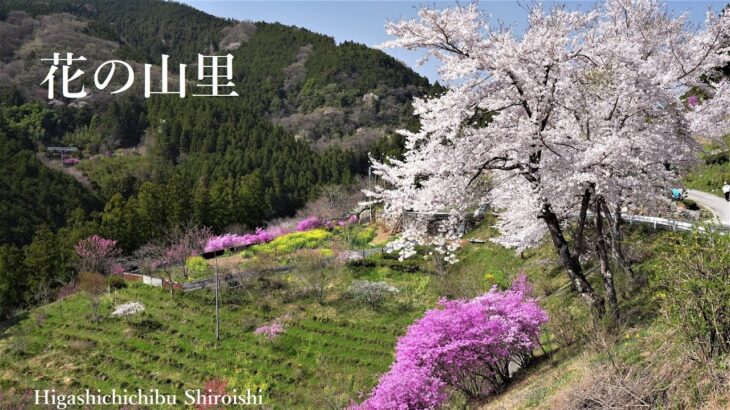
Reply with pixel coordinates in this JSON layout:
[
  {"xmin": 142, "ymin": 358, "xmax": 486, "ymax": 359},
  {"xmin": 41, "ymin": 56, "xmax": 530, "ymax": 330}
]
[
  {"xmin": 0, "ymin": 283, "xmax": 423, "ymax": 407},
  {"xmin": 0, "ymin": 222, "xmax": 551, "ymax": 408},
  {"xmin": 0, "ymin": 259, "xmax": 434, "ymax": 408}
]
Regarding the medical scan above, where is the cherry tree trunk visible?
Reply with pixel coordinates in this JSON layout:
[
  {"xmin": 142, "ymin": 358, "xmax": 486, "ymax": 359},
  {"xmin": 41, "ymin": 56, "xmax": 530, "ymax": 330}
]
[
  {"xmin": 540, "ymin": 204, "xmax": 604, "ymax": 316},
  {"xmin": 594, "ymin": 197, "xmax": 619, "ymax": 321},
  {"xmin": 603, "ymin": 202, "xmax": 638, "ymax": 286}
]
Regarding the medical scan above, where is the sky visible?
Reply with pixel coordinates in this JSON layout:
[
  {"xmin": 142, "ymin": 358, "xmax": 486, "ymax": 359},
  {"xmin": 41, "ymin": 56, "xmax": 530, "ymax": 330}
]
[{"xmin": 179, "ymin": 0, "xmax": 728, "ymax": 82}]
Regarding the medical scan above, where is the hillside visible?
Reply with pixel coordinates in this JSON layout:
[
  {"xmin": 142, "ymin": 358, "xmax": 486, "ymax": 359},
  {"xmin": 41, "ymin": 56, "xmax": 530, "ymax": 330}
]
[
  {"xmin": 0, "ymin": 0, "xmax": 429, "ymax": 319},
  {"xmin": 0, "ymin": 217, "xmax": 559, "ymax": 408},
  {"xmin": 4, "ymin": 211, "xmax": 726, "ymax": 408},
  {"xmin": 0, "ymin": 0, "xmax": 431, "ymax": 147},
  {"xmin": 2, "ymin": 1, "xmax": 728, "ymax": 409}
]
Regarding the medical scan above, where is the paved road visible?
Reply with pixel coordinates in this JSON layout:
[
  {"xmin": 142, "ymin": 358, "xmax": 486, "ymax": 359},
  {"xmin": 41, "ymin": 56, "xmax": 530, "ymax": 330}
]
[{"xmin": 687, "ymin": 189, "xmax": 730, "ymax": 226}]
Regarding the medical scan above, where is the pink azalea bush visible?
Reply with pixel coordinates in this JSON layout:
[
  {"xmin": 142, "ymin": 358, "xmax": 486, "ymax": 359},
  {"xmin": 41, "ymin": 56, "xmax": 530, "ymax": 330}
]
[
  {"xmin": 352, "ymin": 274, "xmax": 548, "ymax": 409},
  {"xmin": 254, "ymin": 321, "xmax": 285, "ymax": 341},
  {"xmin": 296, "ymin": 216, "xmax": 322, "ymax": 232}
]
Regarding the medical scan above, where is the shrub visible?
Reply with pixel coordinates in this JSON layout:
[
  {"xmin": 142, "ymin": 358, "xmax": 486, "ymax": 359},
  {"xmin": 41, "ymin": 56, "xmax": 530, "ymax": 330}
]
[
  {"xmin": 658, "ymin": 231, "xmax": 730, "ymax": 359},
  {"xmin": 250, "ymin": 229, "xmax": 331, "ymax": 255},
  {"xmin": 346, "ymin": 258, "xmax": 377, "ymax": 269},
  {"xmin": 197, "ymin": 378, "xmax": 228, "ymax": 410},
  {"xmin": 296, "ymin": 216, "xmax": 322, "ymax": 232},
  {"xmin": 254, "ymin": 321, "xmax": 285, "ymax": 341},
  {"xmin": 107, "ymin": 275, "xmax": 127, "ymax": 290},
  {"xmin": 185, "ymin": 256, "xmax": 212, "ymax": 279},
  {"xmin": 78, "ymin": 271, "xmax": 107, "ymax": 324},
  {"xmin": 347, "ymin": 226, "xmax": 376, "ymax": 247},
  {"xmin": 294, "ymin": 249, "xmax": 335, "ymax": 303},
  {"xmin": 352, "ymin": 274, "xmax": 548, "ymax": 409},
  {"xmin": 347, "ymin": 280, "xmax": 400, "ymax": 309}
]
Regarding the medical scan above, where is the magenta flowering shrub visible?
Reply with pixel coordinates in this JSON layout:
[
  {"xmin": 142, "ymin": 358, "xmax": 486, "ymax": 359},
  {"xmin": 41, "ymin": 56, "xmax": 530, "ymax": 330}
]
[
  {"xmin": 296, "ymin": 216, "xmax": 322, "ymax": 231},
  {"xmin": 63, "ymin": 158, "xmax": 80, "ymax": 165},
  {"xmin": 254, "ymin": 321, "xmax": 285, "ymax": 341},
  {"xmin": 203, "ymin": 226, "xmax": 289, "ymax": 253},
  {"xmin": 352, "ymin": 274, "xmax": 548, "ymax": 409},
  {"xmin": 204, "ymin": 234, "xmax": 249, "ymax": 253},
  {"xmin": 254, "ymin": 227, "xmax": 286, "ymax": 243}
]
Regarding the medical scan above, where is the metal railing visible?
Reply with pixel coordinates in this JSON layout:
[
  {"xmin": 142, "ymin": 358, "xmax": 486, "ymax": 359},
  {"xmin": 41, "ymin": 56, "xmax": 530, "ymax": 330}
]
[{"xmin": 621, "ymin": 214, "xmax": 730, "ymax": 232}]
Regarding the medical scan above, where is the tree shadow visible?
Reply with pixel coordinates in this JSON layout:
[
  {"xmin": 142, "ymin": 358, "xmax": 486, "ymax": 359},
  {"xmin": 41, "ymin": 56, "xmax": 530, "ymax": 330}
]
[{"xmin": 0, "ymin": 312, "xmax": 28, "ymax": 340}]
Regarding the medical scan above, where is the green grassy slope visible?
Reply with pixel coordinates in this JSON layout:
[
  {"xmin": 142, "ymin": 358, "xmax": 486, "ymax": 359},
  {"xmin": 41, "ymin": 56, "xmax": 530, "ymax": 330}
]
[
  {"xmin": 683, "ymin": 137, "xmax": 730, "ymax": 197},
  {"xmin": 0, "ymin": 282, "xmax": 419, "ymax": 408},
  {"xmin": 3, "ymin": 217, "xmax": 662, "ymax": 409},
  {"xmin": 0, "ymin": 220, "xmax": 546, "ymax": 408}
]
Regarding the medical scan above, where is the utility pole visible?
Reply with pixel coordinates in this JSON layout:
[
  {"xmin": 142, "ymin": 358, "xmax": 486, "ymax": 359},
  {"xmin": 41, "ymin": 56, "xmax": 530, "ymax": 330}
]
[
  {"xmin": 215, "ymin": 258, "xmax": 220, "ymax": 341},
  {"xmin": 368, "ymin": 166, "xmax": 373, "ymax": 222}
]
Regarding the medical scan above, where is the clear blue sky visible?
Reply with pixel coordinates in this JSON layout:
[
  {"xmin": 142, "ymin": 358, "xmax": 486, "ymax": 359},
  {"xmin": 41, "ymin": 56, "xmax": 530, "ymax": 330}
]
[{"xmin": 180, "ymin": 0, "xmax": 728, "ymax": 82}]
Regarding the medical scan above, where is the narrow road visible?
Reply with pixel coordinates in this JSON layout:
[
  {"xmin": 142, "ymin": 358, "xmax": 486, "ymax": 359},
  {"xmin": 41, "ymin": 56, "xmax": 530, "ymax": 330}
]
[{"xmin": 686, "ymin": 189, "xmax": 730, "ymax": 226}]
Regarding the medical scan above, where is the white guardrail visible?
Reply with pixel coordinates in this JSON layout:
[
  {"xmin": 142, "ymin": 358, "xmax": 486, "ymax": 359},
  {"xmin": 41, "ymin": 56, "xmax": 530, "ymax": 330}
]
[{"xmin": 622, "ymin": 214, "xmax": 730, "ymax": 232}]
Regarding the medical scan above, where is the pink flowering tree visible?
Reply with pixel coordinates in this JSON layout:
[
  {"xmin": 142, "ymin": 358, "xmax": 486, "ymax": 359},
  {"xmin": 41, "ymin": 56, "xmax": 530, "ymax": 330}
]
[
  {"xmin": 137, "ymin": 225, "xmax": 212, "ymax": 297},
  {"xmin": 204, "ymin": 226, "xmax": 287, "ymax": 254},
  {"xmin": 75, "ymin": 235, "xmax": 121, "ymax": 275},
  {"xmin": 366, "ymin": 1, "xmax": 730, "ymax": 318},
  {"xmin": 352, "ymin": 275, "xmax": 548, "ymax": 409}
]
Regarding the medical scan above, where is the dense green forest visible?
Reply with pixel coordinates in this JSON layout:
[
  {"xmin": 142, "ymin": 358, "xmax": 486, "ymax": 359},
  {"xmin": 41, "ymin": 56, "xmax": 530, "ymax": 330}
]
[{"xmin": 0, "ymin": 0, "xmax": 428, "ymax": 319}]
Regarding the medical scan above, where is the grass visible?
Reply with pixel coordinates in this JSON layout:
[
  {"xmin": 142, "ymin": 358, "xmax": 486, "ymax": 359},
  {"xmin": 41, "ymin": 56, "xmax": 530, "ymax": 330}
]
[
  {"xmin": 684, "ymin": 161, "xmax": 730, "ymax": 197},
  {"xmin": 7, "ymin": 216, "xmax": 687, "ymax": 409},
  {"xmin": 479, "ymin": 223, "xmax": 730, "ymax": 409},
  {"xmin": 480, "ymin": 349, "xmax": 591, "ymax": 410},
  {"xmin": 0, "ymin": 224, "xmax": 466, "ymax": 408},
  {"xmin": 0, "ymin": 279, "xmax": 423, "ymax": 408},
  {"xmin": 683, "ymin": 135, "xmax": 730, "ymax": 197}
]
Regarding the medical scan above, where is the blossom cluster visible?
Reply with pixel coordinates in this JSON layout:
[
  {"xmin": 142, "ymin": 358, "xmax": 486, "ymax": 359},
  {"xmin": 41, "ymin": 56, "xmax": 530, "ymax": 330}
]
[
  {"xmin": 253, "ymin": 321, "xmax": 285, "ymax": 341},
  {"xmin": 204, "ymin": 215, "xmax": 358, "ymax": 253},
  {"xmin": 352, "ymin": 274, "xmax": 548, "ymax": 409},
  {"xmin": 204, "ymin": 227, "xmax": 287, "ymax": 253},
  {"xmin": 62, "ymin": 158, "xmax": 80, "ymax": 165},
  {"xmin": 110, "ymin": 264, "xmax": 125, "ymax": 276},
  {"xmin": 75, "ymin": 235, "xmax": 122, "ymax": 274},
  {"xmin": 296, "ymin": 216, "xmax": 323, "ymax": 232}
]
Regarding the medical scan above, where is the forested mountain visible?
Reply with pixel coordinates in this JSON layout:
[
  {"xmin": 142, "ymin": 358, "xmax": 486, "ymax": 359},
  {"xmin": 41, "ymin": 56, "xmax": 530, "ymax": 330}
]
[
  {"xmin": 0, "ymin": 0, "xmax": 430, "ymax": 318},
  {"xmin": 0, "ymin": 0, "xmax": 430, "ymax": 147}
]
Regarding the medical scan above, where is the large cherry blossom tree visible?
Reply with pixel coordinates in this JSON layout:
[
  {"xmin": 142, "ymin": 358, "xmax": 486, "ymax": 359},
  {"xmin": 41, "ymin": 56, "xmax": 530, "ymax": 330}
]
[{"xmin": 367, "ymin": 0, "xmax": 729, "ymax": 317}]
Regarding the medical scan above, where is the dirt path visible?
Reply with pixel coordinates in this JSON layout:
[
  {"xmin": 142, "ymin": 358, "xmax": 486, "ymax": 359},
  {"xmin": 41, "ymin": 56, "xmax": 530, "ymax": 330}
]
[{"xmin": 35, "ymin": 152, "xmax": 93, "ymax": 189}]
